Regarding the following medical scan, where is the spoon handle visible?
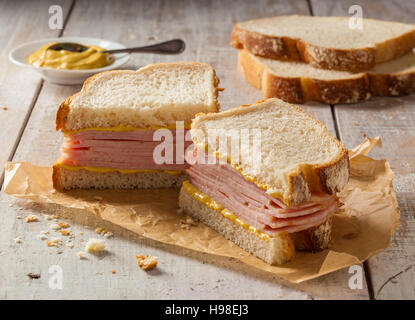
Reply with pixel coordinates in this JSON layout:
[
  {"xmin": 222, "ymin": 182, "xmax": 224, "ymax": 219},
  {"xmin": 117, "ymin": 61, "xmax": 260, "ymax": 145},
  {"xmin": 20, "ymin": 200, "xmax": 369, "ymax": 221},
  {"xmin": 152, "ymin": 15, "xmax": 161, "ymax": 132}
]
[{"xmin": 102, "ymin": 39, "xmax": 185, "ymax": 55}]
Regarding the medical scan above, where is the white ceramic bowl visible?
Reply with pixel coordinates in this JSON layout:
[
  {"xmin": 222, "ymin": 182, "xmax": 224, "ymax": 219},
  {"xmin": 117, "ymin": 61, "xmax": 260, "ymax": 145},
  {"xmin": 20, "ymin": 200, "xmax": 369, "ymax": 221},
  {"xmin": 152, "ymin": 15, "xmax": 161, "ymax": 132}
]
[{"xmin": 9, "ymin": 37, "xmax": 130, "ymax": 85}]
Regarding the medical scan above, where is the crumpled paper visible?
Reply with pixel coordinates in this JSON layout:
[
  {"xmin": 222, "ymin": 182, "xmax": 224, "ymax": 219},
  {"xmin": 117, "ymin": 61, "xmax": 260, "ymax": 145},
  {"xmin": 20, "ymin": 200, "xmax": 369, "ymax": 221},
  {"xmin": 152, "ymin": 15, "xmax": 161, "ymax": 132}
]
[{"xmin": 3, "ymin": 137, "xmax": 399, "ymax": 283}]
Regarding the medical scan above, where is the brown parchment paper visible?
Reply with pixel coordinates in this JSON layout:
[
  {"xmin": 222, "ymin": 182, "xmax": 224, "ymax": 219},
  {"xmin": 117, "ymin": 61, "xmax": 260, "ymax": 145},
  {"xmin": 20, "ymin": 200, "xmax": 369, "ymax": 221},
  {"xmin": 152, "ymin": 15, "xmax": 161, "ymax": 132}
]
[{"xmin": 3, "ymin": 137, "xmax": 400, "ymax": 283}]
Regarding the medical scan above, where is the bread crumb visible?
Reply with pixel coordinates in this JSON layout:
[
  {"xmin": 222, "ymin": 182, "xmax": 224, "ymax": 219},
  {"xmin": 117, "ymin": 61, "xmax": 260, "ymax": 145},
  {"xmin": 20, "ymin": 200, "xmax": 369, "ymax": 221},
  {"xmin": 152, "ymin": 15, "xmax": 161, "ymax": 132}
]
[
  {"xmin": 42, "ymin": 230, "xmax": 49, "ymax": 234},
  {"xmin": 59, "ymin": 230, "xmax": 70, "ymax": 236},
  {"xmin": 45, "ymin": 215, "xmax": 53, "ymax": 220},
  {"xmin": 95, "ymin": 227, "xmax": 113, "ymax": 238},
  {"xmin": 45, "ymin": 238, "xmax": 62, "ymax": 247},
  {"xmin": 85, "ymin": 238, "xmax": 106, "ymax": 253},
  {"xmin": 50, "ymin": 223, "xmax": 61, "ymax": 230},
  {"xmin": 14, "ymin": 238, "xmax": 22, "ymax": 244},
  {"xmin": 25, "ymin": 214, "xmax": 39, "ymax": 223},
  {"xmin": 190, "ymin": 287, "xmax": 194, "ymax": 291},
  {"xmin": 58, "ymin": 222, "xmax": 70, "ymax": 229},
  {"xmin": 16, "ymin": 215, "xmax": 22, "ymax": 219},
  {"xmin": 27, "ymin": 272, "xmax": 40, "ymax": 279},
  {"xmin": 95, "ymin": 227, "xmax": 105, "ymax": 234},
  {"xmin": 66, "ymin": 242, "xmax": 74, "ymax": 248},
  {"xmin": 38, "ymin": 234, "xmax": 48, "ymax": 240},
  {"xmin": 180, "ymin": 216, "xmax": 196, "ymax": 230},
  {"xmin": 2, "ymin": 106, "xmax": 8, "ymax": 110},
  {"xmin": 111, "ymin": 269, "xmax": 116, "ymax": 274},
  {"xmin": 218, "ymin": 87, "xmax": 225, "ymax": 91},
  {"xmin": 180, "ymin": 222, "xmax": 190, "ymax": 230},
  {"xmin": 77, "ymin": 251, "xmax": 87, "ymax": 259},
  {"xmin": 136, "ymin": 255, "xmax": 158, "ymax": 270}
]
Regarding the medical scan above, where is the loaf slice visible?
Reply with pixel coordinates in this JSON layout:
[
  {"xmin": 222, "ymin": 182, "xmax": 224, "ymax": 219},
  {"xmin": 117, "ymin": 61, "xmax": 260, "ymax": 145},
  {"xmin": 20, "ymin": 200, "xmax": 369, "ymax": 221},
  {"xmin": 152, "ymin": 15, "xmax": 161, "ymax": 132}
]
[
  {"xmin": 238, "ymin": 49, "xmax": 415, "ymax": 104},
  {"xmin": 56, "ymin": 62, "xmax": 220, "ymax": 132},
  {"xmin": 53, "ymin": 165, "xmax": 188, "ymax": 190},
  {"xmin": 191, "ymin": 98, "xmax": 349, "ymax": 206},
  {"xmin": 231, "ymin": 15, "xmax": 415, "ymax": 72},
  {"xmin": 179, "ymin": 181, "xmax": 333, "ymax": 264}
]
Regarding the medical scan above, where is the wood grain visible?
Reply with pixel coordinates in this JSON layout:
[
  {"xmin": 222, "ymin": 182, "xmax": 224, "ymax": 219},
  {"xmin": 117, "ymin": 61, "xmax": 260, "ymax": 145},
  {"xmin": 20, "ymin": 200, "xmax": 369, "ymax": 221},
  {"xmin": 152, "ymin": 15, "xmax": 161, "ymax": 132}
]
[
  {"xmin": 312, "ymin": 0, "xmax": 415, "ymax": 299},
  {"xmin": 0, "ymin": 0, "xmax": 373, "ymax": 299},
  {"xmin": 0, "ymin": 0, "xmax": 73, "ymax": 184}
]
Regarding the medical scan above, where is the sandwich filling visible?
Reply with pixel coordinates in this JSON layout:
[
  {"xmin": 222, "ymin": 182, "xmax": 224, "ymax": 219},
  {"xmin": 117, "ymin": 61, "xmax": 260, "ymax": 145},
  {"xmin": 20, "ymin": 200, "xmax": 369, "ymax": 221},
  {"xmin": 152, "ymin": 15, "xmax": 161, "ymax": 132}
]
[
  {"xmin": 57, "ymin": 128, "xmax": 192, "ymax": 172},
  {"xmin": 186, "ymin": 148, "xmax": 338, "ymax": 236}
]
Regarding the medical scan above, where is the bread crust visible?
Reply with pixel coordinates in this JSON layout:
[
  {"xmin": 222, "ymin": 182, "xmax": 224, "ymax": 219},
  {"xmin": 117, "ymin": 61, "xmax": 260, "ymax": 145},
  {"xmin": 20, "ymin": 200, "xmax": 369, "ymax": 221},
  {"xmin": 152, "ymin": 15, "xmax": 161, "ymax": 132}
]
[
  {"xmin": 370, "ymin": 72, "xmax": 415, "ymax": 96},
  {"xmin": 56, "ymin": 62, "xmax": 220, "ymax": 132},
  {"xmin": 191, "ymin": 98, "xmax": 349, "ymax": 206},
  {"xmin": 291, "ymin": 216, "xmax": 333, "ymax": 252},
  {"xmin": 231, "ymin": 20, "xmax": 415, "ymax": 72},
  {"xmin": 52, "ymin": 165, "xmax": 188, "ymax": 190},
  {"xmin": 238, "ymin": 49, "xmax": 415, "ymax": 104}
]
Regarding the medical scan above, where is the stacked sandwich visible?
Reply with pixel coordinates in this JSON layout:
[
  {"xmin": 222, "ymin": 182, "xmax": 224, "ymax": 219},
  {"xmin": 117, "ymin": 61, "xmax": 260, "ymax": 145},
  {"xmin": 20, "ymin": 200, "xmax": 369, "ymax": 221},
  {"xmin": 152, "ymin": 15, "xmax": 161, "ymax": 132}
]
[
  {"xmin": 231, "ymin": 15, "xmax": 415, "ymax": 104},
  {"xmin": 53, "ymin": 62, "xmax": 219, "ymax": 190},
  {"xmin": 179, "ymin": 98, "xmax": 349, "ymax": 265}
]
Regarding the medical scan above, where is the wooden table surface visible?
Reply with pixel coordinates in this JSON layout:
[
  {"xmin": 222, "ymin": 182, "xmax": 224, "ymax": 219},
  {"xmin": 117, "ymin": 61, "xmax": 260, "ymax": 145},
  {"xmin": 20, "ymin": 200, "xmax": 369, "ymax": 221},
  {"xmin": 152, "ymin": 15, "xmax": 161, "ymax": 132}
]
[{"xmin": 0, "ymin": 0, "xmax": 414, "ymax": 300}]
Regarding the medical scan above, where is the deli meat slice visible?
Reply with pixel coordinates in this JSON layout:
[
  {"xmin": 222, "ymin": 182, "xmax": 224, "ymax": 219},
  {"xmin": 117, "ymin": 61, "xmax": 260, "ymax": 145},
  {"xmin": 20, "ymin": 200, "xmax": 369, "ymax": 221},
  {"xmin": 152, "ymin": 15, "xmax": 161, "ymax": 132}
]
[
  {"xmin": 186, "ymin": 148, "xmax": 338, "ymax": 235},
  {"xmin": 60, "ymin": 129, "xmax": 192, "ymax": 171}
]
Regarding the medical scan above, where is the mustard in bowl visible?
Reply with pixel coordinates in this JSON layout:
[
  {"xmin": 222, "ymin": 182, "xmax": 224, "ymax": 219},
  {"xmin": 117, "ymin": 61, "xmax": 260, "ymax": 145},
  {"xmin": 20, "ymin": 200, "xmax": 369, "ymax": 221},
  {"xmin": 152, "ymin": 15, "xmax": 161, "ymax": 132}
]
[{"xmin": 26, "ymin": 42, "xmax": 114, "ymax": 70}]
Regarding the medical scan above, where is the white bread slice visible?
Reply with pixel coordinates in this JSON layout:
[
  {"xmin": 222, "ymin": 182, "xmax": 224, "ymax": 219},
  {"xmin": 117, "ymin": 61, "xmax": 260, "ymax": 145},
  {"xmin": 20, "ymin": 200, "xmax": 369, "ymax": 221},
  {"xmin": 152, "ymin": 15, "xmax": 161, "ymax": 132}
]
[
  {"xmin": 179, "ymin": 181, "xmax": 333, "ymax": 265},
  {"xmin": 191, "ymin": 98, "xmax": 349, "ymax": 206},
  {"xmin": 238, "ymin": 49, "xmax": 415, "ymax": 104},
  {"xmin": 56, "ymin": 62, "xmax": 220, "ymax": 132},
  {"xmin": 231, "ymin": 15, "xmax": 415, "ymax": 72},
  {"xmin": 53, "ymin": 166, "xmax": 187, "ymax": 190}
]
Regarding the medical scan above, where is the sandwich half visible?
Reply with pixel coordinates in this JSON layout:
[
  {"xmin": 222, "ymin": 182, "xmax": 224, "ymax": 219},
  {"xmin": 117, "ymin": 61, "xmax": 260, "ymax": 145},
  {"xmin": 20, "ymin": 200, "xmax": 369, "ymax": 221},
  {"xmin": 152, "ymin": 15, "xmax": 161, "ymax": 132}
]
[
  {"xmin": 53, "ymin": 62, "xmax": 220, "ymax": 190},
  {"xmin": 179, "ymin": 98, "xmax": 349, "ymax": 264}
]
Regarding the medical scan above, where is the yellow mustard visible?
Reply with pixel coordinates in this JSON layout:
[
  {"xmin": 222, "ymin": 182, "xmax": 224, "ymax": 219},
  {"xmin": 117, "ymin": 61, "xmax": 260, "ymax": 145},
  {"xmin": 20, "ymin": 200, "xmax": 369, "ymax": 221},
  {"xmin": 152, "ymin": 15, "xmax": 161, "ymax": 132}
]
[
  {"xmin": 54, "ymin": 163, "xmax": 184, "ymax": 176},
  {"xmin": 26, "ymin": 42, "xmax": 113, "ymax": 70},
  {"xmin": 182, "ymin": 181, "xmax": 270, "ymax": 242}
]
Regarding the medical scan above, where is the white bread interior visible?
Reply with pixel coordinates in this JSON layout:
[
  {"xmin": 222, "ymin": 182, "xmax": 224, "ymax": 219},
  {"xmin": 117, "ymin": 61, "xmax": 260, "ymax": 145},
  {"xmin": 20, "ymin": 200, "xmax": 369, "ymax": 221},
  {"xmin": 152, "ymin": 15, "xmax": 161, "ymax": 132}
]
[
  {"xmin": 53, "ymin": 166, "xmax": 187, "ymax": 190},
  {"xmin": 56, "ymin": 62, "xmax": 220, "ymax": 132},
  {"xmin": 191, "ymin": 98, "xmax": 349, "ymax": 206}
]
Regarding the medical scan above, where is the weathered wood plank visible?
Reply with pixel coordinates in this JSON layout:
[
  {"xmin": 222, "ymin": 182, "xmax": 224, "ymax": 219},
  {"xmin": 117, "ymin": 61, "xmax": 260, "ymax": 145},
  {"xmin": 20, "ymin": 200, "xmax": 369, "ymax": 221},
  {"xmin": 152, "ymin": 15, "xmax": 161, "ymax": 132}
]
[
  {"xmin": 1, "ymin": 0, "xmax": 368, "ymax": 299},
  {"xmin": 0, "ymin": 0, "xmax": 73, "ymax": 184},
  {"xmin": 311, "ymin": 0, "xmax": 415, "ymax": 299}
]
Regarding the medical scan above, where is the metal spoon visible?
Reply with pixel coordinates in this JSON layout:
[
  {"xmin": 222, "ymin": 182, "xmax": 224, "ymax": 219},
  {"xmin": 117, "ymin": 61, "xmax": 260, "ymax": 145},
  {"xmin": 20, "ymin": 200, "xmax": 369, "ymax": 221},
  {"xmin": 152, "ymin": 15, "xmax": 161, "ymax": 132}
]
[{"xmin": 47, "ymin": 39, "xmax": 186, "ymax": 55}]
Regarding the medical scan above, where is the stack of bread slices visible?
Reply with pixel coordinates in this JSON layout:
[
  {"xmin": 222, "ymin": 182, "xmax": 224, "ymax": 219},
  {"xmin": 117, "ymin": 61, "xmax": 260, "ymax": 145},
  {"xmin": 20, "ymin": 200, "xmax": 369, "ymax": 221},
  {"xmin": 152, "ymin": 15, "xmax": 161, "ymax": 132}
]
[{"xmin": 231, "ymin": 15, "xmax": 415, "ymax": 104}]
